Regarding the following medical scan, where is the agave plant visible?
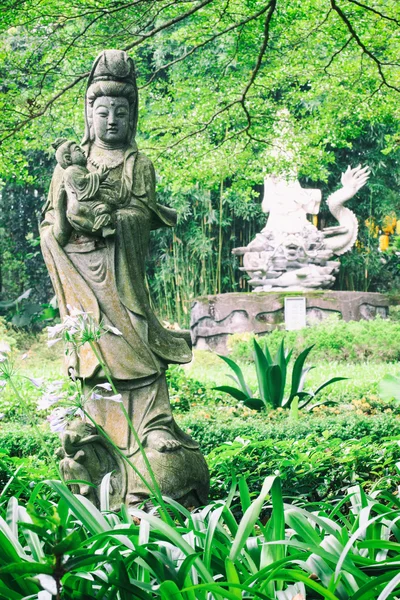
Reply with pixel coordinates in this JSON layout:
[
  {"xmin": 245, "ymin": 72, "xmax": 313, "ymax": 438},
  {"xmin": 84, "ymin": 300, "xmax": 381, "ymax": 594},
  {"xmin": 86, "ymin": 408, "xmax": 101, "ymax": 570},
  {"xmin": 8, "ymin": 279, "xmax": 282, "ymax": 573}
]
[
  {"xmin": 0, "ymin": 471, "xmax": 400, "ymax": 599},
  {"xmin": 215, "ymin": 338, "xmax": 346, "ymax": 413}
]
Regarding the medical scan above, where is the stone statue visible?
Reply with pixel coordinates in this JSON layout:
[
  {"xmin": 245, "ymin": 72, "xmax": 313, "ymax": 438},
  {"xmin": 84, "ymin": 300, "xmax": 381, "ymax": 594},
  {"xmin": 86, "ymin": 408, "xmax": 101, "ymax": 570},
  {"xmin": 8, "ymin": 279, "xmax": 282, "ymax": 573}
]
[
  {"xmin": 53, "ymin": 138, "xmax": 114, "ymax": 236},
  {"xmin": 41, "ymin": 49, "xmax": 209, "ymax": 509},
  {"xmin": 233, "ymin": 165, "xmax": 370, "ymax": 291}
]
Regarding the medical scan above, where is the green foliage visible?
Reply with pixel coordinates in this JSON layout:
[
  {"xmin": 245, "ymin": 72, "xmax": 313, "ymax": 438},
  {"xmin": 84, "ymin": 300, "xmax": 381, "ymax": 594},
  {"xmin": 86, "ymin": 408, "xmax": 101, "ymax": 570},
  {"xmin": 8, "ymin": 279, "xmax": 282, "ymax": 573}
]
[
  {"xmin": 229, "ymin": 315, "xmax": 400, "ymax": 363},
  {"xmin": 166, "ymin": 365, "xmax": 215, "ymax": 413},
  {"xmin": 0, "ymin": 423, "xmax": 58, "ymax": 460},
  {"xmin": 179, "ymin": 408, "xmax": 400, "ymax": 453},
  {"xmin": 207, "ymin": 434, "xmax": 400, "ymax": 503},
  {"xmin": 1, "ymin": 476, "xmax": 400, "ymax": 599},
  {"xmin": 215, "ymin": 339, "xmax": 344, "ymax": 412}
]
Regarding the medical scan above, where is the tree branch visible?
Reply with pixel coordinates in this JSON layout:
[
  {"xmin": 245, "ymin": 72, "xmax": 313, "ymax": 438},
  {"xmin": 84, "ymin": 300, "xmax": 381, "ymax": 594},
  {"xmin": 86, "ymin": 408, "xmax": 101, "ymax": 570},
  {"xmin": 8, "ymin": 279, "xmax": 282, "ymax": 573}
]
[
  {"xmin": 156, "ymin": 0, "xmax": 277, "ymax": 154},
  {"xmin": 0, "ymin": 0, "xmax": 215, "ymax": 144},
  {"xmin": 345, "ymin": 0, "xmax": 400, "ymax": 26},
  {"xmin": 139, "ymin": 2, "xmax": 273, "ymax": 89},
  {"xmin": 330, "ymin": 0, "xmax": 400, "ymax": 92}
]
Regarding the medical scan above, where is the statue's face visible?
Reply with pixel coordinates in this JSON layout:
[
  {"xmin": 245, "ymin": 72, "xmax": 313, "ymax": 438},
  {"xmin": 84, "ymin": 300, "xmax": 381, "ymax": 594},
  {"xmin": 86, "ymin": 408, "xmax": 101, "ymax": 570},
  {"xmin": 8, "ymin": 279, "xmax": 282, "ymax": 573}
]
[
  {"xmin": 92, "ymin": 96, "xmax": 130, "ymax": 146},
  {"xmin": 70, "ymin": 144, "xmax": 87, "ymax": 166}
]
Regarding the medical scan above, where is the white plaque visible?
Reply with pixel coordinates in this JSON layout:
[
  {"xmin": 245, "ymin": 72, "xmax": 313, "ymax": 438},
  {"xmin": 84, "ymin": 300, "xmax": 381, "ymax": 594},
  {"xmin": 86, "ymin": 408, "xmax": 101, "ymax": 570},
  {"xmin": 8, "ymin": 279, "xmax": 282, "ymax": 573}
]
[{"xmin": 284, "ymin": 297, "xmax": 306, "ymax": 331}]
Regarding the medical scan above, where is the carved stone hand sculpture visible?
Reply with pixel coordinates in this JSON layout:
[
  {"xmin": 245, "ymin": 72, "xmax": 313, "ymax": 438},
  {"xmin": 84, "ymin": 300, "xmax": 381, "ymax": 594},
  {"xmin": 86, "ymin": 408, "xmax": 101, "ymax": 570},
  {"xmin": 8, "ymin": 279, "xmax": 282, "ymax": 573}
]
[{"xmin": 41, "ymin": 50, "xmax": 209, "ymax": 509}]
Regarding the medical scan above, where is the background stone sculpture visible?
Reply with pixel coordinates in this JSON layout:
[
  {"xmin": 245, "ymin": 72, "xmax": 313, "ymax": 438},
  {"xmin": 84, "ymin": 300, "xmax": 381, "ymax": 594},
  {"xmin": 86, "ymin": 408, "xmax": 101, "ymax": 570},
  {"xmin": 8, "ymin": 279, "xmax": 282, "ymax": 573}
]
[
  {"xmin": 41, "ymin": 49, "xmax": 209, "ymax": 509},
  {"xmin": 233, "ymin": 165, "xmax": 370, "ymax": 291}
]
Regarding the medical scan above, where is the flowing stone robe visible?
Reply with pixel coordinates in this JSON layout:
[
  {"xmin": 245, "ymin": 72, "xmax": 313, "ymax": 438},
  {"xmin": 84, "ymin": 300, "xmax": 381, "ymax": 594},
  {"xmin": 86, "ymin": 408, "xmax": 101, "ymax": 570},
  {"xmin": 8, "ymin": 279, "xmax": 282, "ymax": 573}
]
[{"xmin": 41, "ymin": 144, "xmax": 206, "ymax": 504}]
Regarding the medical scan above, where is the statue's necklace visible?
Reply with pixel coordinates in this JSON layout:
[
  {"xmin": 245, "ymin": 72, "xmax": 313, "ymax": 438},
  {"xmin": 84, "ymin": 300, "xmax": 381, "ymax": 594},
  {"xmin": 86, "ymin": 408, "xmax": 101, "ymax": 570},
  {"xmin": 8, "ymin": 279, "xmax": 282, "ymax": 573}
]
[
  {"xmin": 88, "ymin": 156, "xmax": 125, "ymax": 170},
  {"xmin": 88, "ymin": 146, "xmax": 125, "ymax": 170}
]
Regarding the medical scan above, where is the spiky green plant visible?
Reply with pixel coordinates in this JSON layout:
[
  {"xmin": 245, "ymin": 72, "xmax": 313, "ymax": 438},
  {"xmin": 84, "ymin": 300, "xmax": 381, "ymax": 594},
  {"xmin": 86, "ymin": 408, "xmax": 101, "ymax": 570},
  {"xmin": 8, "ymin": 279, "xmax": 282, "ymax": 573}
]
[{"xmin": 215, "ymin": 339, "xmax": 346, "ymax": 414}]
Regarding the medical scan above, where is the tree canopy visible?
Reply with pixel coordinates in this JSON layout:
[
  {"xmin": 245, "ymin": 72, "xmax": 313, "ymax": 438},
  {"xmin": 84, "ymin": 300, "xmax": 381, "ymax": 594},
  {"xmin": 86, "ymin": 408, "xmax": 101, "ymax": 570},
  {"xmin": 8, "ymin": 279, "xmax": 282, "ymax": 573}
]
[
  {"xmin": 0, "ymin": 0, "xmax": 399, "ymax": 323},
  {"xmin": 0, "ymin": 0, "xmax": 399, "ymax": 186}
]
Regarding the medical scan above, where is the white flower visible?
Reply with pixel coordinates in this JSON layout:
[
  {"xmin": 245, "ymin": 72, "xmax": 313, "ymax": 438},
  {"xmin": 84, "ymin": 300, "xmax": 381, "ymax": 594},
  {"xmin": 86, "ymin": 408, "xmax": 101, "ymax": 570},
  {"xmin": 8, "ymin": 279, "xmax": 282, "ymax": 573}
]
[
  {"xmin": 0, "ymin": 381, "xmax": 6, "ymax": 389},
  {"xmin": 108, "ymin": 394, "xmax": 122, "ymax": 402},
  {"xmin": 47, "ymin": 406, "xmax": 82, "ymax": 433},
  {"xmin": 27, "ymin": 376, "xmax": 44, "ymax": 388},
  {"xmin": 37, "ymin": 393, "xmax": 62, "ymax": 411},
  {"xmin": 66, "ymin": 305, "xmax": 90, "ymax": 318},
  {"xmin": 47, "ymin": 338, "xmax": 62, "ymax": 347},
  {"xmin": 107, "ymin": 325, "xmax": 122, "ymax": 336},
  {"xmin": 95, "ymin": 382, "xmax": 112, "ymax": 391},
  {"xmin": 37, "ymin": 381, "xmax": 65, "ymax": 410},
  {"xmin": 0, "ymin": 342, "xmax": 11, "ymax": 354},
  {"xmin": 47, "ymin": 323, "xmax": 65, "ymax": 338},
  {"xmin": 47, "ymin": 408, "xmax": 69, "ymax": 432},
  {"xmin": 91, "ymin": 390, "xmax": 122, "ymax": 402}
]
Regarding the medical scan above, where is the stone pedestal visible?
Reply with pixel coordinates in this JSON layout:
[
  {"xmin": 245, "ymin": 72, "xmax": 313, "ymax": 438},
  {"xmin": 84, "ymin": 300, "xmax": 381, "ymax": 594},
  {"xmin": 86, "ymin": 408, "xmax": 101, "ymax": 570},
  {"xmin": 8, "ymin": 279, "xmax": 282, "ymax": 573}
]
[{"xmin": 190, "ymin": 291, "xmax": 390, "ymax": 354}]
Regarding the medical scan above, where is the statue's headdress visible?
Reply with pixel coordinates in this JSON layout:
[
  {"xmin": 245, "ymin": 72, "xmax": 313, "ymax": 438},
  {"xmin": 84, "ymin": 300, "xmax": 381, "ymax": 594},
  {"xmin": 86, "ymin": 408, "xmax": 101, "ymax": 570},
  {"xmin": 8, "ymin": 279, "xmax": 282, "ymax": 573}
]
[{"xmin": 82, "ymin": 49, "xmax": 138, "ymax": 147}]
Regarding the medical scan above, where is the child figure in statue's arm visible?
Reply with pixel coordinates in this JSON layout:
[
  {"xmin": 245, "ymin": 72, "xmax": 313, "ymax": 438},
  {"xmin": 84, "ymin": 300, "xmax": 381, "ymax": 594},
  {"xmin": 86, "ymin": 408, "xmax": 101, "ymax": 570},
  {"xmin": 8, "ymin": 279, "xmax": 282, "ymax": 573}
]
[{"xmin": 53, "ymin": 138, "xmax": 115, "ymax": 237}]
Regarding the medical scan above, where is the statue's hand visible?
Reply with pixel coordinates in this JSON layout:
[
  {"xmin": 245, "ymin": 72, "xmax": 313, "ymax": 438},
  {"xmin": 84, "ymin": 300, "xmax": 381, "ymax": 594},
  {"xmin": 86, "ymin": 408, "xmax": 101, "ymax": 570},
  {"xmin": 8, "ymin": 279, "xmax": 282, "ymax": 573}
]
[
  {"xmin": 98, "ymin": 164, "xmax": 110, "ymax": 182},
  {"xmin": 340, "ymin": 165, "xmax": 370, "ymax": 198}
]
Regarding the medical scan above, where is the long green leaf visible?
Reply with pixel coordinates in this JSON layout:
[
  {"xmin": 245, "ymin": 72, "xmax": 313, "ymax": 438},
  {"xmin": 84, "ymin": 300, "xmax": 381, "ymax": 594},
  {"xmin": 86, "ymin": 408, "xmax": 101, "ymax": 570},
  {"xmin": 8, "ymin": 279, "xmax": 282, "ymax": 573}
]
[
  {"xmin": 213, "ymin": 386, "xmax": 250, "ymax": 401},
  {"xmin": 204, "ymin": 504, "xmax": 225, "ymax": 570},
  {"xmin": 253, "ymin": 339, "xmax": 271, "ymax": 404},
  {"xmin": 135, "ymin": 511, "xmax": 214, "ymax": 585},
  {"xmin": 289, "ymin": 345, "xmax": 314, "ymax": 401},
  {"xmin": 230, "ymin": 476, "xmax": 277, "ymax": 561},
  {"xmin": 225, "ymin": 558, "xmax": 241, "ymax": 599},
  {"xmin": 266, "ymin": 365, "xmax": 283, "ymax": 409},
  {"xmin": 18, "ymin": 506, "xmax": 45, "ymax": 562},
  {"xmin": 313, "ymin": 377, "xmax": 348, "ymax": 397},
  {"xmin": 0, "ymin": 562, "xmax": 53, "ymax": 576},
  {"xmin": 217, "ymin": 355, "xmax": 252, "ymax": 397},
  {"xmin": 160, "ymin": 580, "xmax": 184, "ymax": 600},
  {"xmin": 377, "ymin": 572, "xmax": 400, "ymax": 600},
  {"xmin": 100, "ymin": 472, "xmax": 112, "ymax": 512},
  {"xmin": 48, "ymin": 480, "xmax": 111, "ymax": 535}
]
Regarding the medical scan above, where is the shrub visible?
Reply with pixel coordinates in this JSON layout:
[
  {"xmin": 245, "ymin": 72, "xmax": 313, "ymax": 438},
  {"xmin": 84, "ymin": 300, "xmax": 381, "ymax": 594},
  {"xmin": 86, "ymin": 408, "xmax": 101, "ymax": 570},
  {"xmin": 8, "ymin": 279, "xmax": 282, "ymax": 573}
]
[
  {"xmin": 207, "ymin": 434, "xmax": 400, "ymax": 502},
  {"xmin": 178, "ymin": 409, "xmax": 400, "ymax": 454},
  {"xmin": 166, "ymin": 365, "xmax": 219, "ymax": 412},
  {"xmin": 228, "ymin": 315, "xmax": 400, "ymax": 363}
]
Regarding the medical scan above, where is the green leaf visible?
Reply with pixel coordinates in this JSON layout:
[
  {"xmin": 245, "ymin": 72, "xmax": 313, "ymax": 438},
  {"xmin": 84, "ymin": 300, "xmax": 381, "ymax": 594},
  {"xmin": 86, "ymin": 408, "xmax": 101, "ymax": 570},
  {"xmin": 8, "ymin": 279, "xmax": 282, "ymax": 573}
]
[
  {"xmin": 213, "ymin": 386, "xmax": 250, "ymax": 401},
  {"xmin": 289, "ymin": 345, "xmax": 315, "ymax": 402},
  {"xmin": 243, "ymin": 397, "xmax": 264, "ymax": 411},
  {"xmin": 230, "ymin": 476, "xmax": 277, "ymax": 562},
  {"xmin": 160, "ymin": 580, "xmax": 185, "ymax": 600},
  {"xmin": 225, "ymin": 558, "xmax": 241, "ymax": 599},
  {"xmin": 313, "ymin": 377, "xmax": 348, "ymax": 397},
  {"xmin": 48, "ymin": 480, "xmax": 111, "ymax": 535},
  {"xmin": 253, "ymin": 338, "xmax": 271, "ymax": 405},
  {"xmin": 217, "ymin": 355, "xmax": 252, "ymax": 397},
  {"xmin": 378, "ymin": 374, "xmax": 400, "ymax": 402},
  {"xmin": 0, "ymin": 562, "xmax": 53, "ymax": 576},
  {"xmin": 377, "ymin": 572, "xmax": 400, "ymax": 600},
  {"xmin": 266, "ymin": 364, "xmax": 283, "ymax": 409},
  {"xmin": 100, "ymin": 472, "xmax": 112, "ymax": 512}
]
